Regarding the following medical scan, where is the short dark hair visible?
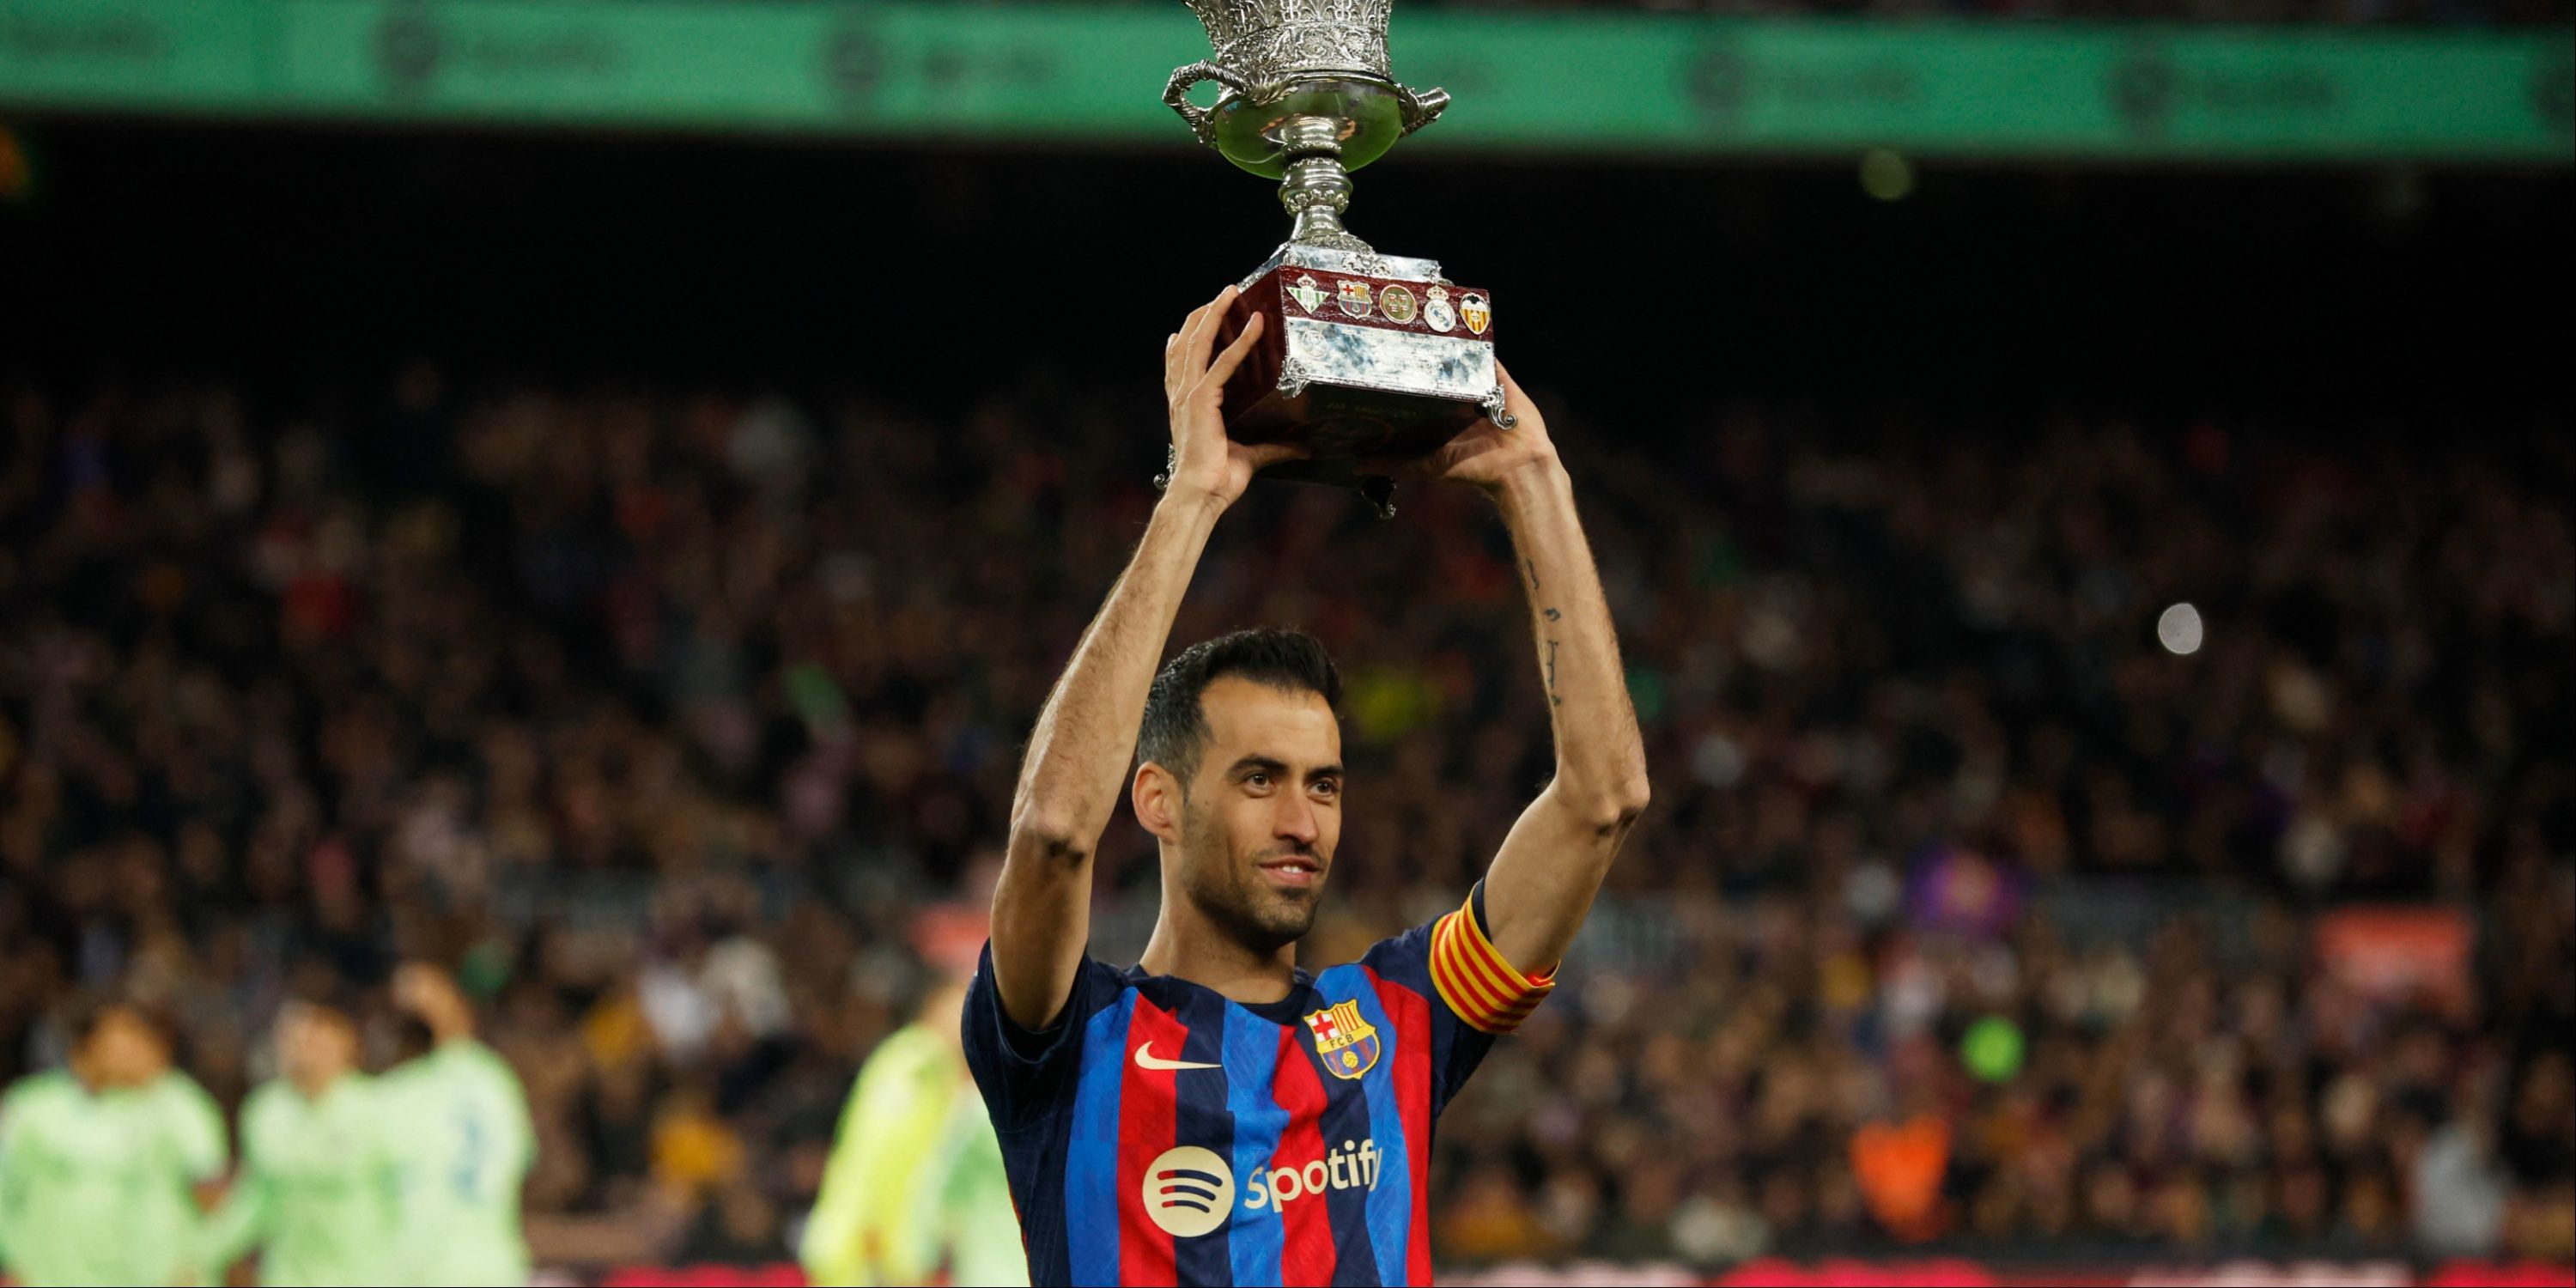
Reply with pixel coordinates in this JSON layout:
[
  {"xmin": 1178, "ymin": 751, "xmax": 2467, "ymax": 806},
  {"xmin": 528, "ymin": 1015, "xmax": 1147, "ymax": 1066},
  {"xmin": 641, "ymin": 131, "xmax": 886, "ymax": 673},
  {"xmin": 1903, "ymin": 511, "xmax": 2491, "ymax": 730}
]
[
  {"xmin": 66, "ymin": 993, "xmax": 167, "ymax": 1048},
  {"xmin": 283, "ymin": 982, "xmax": 361, "ymax": 1029},
  {"xmin": 1137, "ymin": 628, "xmax": 1340, "ymax": 789}
]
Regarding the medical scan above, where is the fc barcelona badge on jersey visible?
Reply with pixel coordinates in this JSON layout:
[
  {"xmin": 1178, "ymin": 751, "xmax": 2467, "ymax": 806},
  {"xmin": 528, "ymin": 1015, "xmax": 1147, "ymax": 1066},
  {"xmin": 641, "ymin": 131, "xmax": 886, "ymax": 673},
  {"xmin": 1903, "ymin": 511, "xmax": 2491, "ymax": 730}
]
[{"xmin": 1303, "ymin": 1001, "xmax": 1381, "ymax": 1080}]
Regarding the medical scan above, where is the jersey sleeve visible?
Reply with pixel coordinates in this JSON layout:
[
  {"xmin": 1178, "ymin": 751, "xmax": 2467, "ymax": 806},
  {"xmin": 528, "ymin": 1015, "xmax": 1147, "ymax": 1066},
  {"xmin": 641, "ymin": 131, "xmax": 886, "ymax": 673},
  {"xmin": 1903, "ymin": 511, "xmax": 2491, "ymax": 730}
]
[
  {"xmin": 801, "ymin": 1028, "xmax": 945, "ymax": 1285},
  {"xmin": 1364, "ymin": 881, "xmax": 1559, "ymax": 1119},
  {"xmin": 197, "ymin": 1164, "xmax": 270, "ymax": 1273},
  {"xmin": 960, "ymin": 943, "xmax": 1121, "ymax": 1133},
  {"xmin": 498, "ymin": 1060, "xmax": 538, "ymax": 1182},
  {"xmin": 798, "ymin": 1068, "xmax": 876, "ymax": 1286},
  {"xmin": 197, "ymin": 1088, "xmax": 272, "ymax": 1273},
  {"xmin": 165, "ymin": 1075, "xmax": 231, "ymax": 1183},
  {"xmin": 0, "ymin": 1088, "xmax": 23, "ymax": 1264}
]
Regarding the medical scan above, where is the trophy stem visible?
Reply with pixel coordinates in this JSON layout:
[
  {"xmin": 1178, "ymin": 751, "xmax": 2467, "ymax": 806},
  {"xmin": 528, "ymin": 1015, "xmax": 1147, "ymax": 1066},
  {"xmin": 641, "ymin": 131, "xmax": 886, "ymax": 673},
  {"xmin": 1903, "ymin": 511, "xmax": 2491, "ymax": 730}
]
[{"xmin": 1276, "ymin": 116, "xmax": 1373, "ymax": 253}]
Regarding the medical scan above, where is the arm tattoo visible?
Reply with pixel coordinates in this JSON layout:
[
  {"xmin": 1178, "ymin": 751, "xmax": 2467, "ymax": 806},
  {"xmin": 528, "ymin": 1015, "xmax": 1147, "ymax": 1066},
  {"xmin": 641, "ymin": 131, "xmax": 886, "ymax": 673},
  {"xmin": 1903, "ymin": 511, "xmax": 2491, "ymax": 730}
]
[{"xmin": 1528, "ymin": 559, "xmax": 1562, "ymax": 696}]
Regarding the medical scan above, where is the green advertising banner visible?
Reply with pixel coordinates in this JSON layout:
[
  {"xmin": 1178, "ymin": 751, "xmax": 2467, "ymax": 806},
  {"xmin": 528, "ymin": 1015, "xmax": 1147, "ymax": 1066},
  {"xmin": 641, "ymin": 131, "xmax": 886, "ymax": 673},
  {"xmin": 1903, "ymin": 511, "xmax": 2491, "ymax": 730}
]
[{"xmin": 2, "ymin": 0, "xmax": 2569, "ymax": 162}]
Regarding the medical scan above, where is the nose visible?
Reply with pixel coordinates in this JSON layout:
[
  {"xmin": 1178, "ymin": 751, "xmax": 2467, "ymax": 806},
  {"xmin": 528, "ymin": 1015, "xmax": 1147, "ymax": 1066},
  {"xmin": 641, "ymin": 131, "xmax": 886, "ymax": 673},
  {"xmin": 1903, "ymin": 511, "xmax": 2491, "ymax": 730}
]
[{"xmin": 1273, "ymin": 788, "xmax": 1320, "ymax": 848}]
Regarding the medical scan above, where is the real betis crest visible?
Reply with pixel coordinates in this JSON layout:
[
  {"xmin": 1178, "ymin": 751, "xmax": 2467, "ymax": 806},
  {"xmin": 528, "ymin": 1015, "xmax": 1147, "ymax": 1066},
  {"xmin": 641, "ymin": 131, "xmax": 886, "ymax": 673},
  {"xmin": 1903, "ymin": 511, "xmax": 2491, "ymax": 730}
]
[
  {"xmin": 1303, "ymin": 1000, "xmax": 1381, "ymax": 1080},
  {"xmin": 1289, "ymin": 273, "xmax": 1325, "ymax": 313}
]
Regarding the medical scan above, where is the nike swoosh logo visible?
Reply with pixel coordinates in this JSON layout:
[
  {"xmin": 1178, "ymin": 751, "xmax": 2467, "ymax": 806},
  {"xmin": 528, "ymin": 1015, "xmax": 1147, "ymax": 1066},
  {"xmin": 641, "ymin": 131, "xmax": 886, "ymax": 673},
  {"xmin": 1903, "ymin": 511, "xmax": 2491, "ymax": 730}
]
[{"xmin": 1133, "ymin": 1042, "xmax": 1222, "ymax": 1072}]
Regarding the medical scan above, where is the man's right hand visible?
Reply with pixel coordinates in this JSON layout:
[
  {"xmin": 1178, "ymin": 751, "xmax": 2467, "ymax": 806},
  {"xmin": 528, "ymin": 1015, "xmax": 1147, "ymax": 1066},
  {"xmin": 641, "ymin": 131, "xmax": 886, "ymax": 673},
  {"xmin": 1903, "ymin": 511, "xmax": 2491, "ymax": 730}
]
[{"xmin": 1161, "ymin": 284, "xmax": 1303, "ymax": 507}]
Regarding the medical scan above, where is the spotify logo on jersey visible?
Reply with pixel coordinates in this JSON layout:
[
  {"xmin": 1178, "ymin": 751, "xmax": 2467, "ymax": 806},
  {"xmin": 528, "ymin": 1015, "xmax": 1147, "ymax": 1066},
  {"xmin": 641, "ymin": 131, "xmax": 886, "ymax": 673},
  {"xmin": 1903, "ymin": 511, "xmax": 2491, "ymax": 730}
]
[
  {"xmin": 1142, "ymin": 1145, "xmax": 1236, "ymax": 1237},
  {"xmin": 1143, "ymin": 1139, "xmax": 1387, "ymax": 1236},
  {"xmin": 1243, "ymin": 1138, "xmax": 1380, "ymax": 1211}
]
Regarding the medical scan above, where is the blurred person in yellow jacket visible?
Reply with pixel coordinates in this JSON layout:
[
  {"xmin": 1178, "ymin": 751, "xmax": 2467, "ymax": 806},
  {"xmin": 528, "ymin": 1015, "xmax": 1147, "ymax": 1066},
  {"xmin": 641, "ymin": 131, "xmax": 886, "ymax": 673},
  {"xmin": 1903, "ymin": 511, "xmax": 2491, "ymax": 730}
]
[{"xmin": 800, "ymin": 904, "xmax": 1026, "ymax": 1286}]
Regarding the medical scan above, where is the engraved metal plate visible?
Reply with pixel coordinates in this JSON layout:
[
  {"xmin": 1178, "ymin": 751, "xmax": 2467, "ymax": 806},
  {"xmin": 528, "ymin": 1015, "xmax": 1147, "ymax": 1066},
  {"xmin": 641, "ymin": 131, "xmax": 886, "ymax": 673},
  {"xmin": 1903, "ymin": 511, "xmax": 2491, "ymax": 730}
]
[{"xmin": 1282, "ymin": 319, "xmax": 1493, "ymax": 402}]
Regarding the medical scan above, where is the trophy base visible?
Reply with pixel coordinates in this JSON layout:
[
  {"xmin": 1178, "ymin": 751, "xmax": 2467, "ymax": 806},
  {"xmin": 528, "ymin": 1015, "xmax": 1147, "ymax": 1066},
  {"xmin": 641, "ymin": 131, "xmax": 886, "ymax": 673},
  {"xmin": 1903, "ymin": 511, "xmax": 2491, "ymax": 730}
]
[{"xmin": 1212, "ymin": 244, "xmax": 1501, "ymax": 495}]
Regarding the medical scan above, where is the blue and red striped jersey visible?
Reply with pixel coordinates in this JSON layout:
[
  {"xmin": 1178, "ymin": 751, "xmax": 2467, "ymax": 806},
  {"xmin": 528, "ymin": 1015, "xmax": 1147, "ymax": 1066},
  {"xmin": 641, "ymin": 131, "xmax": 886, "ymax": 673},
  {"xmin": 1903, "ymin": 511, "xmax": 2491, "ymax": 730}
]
[{"xmin": 963, "ymin": 884, "xmax": 1555, "ymax": 1286}]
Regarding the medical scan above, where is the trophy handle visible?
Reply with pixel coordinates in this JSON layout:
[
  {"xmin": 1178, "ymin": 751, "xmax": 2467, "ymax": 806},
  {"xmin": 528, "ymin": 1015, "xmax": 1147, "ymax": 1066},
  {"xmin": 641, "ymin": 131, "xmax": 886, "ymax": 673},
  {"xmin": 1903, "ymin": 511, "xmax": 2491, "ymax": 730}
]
[
  {"xmin": 1395, "ymin": 83, "xmax": 1450, "ymax": 136},
  {"xmin": 1163, "ymin": 61, "xmax": 1249, "ymax": 147}
]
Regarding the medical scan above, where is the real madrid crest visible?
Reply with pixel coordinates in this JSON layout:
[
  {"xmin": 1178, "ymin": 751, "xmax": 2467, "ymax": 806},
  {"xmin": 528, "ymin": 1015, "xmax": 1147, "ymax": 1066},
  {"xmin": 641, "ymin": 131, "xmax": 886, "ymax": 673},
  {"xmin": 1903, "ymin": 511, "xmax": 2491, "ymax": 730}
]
[
  {"xmin": 1302, "ymin": 1000, "xmax": 1382, "ymax": 1080},
  {"xmin": 1460, "ymin": 291, "xmax": 1492, "ymax": 336},
  {"xmin": 1422, "ymin": 285, "xmax": 1456, "ymax": 334},
  {"xmin": 1289, "ymin": 273, "xmax": 1325, "ymax": 314},
  {"xmin": 1335, "ymin": 278, "xmax": 1373, "ymax": 320}
]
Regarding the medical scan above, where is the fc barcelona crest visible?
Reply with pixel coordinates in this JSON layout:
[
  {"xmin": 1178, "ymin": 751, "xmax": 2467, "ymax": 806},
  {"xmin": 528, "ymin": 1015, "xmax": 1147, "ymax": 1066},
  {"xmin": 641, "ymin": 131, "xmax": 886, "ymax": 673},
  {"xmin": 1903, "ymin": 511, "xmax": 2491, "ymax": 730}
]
[
  {"xmin": 1335, "ymin": 278, "xmax": 1374, "ymax": 320},
  {"xmin": 1303, "ymin": 1000, "xmax": 1381, "ymax": 1080}
]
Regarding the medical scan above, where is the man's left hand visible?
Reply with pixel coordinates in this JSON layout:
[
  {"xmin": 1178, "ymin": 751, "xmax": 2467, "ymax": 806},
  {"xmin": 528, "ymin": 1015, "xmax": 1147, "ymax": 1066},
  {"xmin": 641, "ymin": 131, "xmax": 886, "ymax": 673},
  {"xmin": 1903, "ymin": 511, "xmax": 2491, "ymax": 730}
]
[{"xmin": 1374, "ymin": 363, "xmax": 1560, "ymax": 494}]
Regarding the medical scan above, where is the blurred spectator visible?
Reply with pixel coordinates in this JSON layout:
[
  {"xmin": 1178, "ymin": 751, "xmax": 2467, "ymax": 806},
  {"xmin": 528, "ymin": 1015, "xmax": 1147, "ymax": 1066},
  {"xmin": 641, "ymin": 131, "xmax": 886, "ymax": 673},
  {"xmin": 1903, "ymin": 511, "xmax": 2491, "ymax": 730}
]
[
  {"xmin": 799, "ymin": 902, "xmax": 1021, "ymax": 1285},
  {"xmin": 0, "ymin": 369, "xmax": 2567, "ymax": 1273}
]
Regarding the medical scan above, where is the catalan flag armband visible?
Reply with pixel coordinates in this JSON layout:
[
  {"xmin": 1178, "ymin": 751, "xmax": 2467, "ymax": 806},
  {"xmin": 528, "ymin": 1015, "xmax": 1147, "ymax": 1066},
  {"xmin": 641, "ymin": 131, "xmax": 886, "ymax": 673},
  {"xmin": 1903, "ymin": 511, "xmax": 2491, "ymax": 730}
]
[{"xmin": 1428, "ymin": 887, "xmax": 1558, "ymax": 1034}]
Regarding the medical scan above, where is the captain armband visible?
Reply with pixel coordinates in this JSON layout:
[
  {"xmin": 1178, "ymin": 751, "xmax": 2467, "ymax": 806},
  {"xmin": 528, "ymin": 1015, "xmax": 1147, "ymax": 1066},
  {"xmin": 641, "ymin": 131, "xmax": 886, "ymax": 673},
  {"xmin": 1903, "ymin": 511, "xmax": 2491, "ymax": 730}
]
[{"xmin": 1428, "ymin": 890, "xmax": 1556, "ymax": 1035}]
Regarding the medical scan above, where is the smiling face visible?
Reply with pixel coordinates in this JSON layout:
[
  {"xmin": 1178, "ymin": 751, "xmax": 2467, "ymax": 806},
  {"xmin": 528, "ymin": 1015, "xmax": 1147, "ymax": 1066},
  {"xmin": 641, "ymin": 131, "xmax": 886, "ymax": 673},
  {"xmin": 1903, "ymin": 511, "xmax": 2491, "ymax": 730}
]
[{"xmin": 1141, "ymin": 676, "xmax": 1345, "ymax": 954}]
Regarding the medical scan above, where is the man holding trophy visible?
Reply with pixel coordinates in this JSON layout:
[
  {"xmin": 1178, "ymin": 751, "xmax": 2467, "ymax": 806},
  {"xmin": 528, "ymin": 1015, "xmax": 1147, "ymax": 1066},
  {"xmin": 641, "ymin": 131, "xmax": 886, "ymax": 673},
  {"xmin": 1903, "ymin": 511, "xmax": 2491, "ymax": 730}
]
[{"xmin": 963, "ymin": 2, "xmax": 1649, "ymax": 1283}]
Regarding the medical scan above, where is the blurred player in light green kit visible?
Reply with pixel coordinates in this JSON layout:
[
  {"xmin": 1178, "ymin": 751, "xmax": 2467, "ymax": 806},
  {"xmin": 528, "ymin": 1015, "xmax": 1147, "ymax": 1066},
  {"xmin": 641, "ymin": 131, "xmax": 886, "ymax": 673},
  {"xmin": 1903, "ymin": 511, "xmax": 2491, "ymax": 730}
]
[
  {"xmin": 799, "ymin": 906, "xmax": 1027, "ymax": 1287},
  {"xmin": 379, "ymin": 961, "xmax": 535, "ymax": 1286},
  {"xmin": 0, "ymin": 998, "xmax": 228, "ymax": 1286},
  {"xmin": 200, "ymin": 996, "xmax": 400, "ymax": 1285}
]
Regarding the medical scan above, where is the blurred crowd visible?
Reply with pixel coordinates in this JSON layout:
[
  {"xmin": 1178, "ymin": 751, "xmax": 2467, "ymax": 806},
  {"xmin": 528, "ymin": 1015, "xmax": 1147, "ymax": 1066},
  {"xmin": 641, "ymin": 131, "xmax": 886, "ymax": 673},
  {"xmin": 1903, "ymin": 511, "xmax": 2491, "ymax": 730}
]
[{"xmin": 0, "ymin": 368, "xmax": 2568, "ymax": 1272}]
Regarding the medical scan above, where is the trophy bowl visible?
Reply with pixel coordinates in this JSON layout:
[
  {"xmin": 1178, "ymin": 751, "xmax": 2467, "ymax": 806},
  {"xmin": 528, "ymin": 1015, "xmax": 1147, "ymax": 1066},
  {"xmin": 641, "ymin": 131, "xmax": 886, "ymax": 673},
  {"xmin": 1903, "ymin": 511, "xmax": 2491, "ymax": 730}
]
[
  {"xmin": 1162, "ymin": 0, "xmax": 1453, "ymax": 203},
  {"xmin": 1194, "ymin": 78, "xmax": 1409, "ymax": 180}
]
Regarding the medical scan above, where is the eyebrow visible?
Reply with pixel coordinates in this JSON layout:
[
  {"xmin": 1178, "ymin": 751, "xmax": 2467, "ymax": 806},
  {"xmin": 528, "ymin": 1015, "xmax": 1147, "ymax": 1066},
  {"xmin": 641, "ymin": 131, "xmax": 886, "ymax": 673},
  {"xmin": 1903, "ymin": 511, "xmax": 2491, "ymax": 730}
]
[{"xmin": 1225, "ymin": 756, "xmax": 1343, "ymax": 779}]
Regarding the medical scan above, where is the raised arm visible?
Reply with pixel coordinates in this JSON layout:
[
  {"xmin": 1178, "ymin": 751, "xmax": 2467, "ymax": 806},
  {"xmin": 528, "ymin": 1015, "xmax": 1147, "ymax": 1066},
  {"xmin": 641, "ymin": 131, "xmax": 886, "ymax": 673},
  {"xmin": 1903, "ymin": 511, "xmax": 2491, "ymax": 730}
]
[
  {"xmin": 988, "ymin": 286, "xmax": 1297, "ymax": 1030},
  {"xmin": 1419, "ymin": 366, "xmax": 1650, "ymax": 975}
]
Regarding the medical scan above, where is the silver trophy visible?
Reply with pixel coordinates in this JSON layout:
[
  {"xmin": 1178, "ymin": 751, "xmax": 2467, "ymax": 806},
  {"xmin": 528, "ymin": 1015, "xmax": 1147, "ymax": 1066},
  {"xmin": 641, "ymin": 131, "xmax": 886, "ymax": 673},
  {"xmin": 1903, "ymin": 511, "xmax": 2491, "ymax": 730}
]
[{"xmin": 1163, "ymin": 0, "xmax": 1509, "ymax": 513}]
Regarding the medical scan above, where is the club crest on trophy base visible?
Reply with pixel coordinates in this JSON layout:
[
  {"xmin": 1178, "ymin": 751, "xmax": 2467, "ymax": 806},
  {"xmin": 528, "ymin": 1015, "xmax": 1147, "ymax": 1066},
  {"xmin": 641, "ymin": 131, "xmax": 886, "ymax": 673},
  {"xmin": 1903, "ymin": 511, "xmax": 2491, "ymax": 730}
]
[{"xmin": 1163, "ymin": 0, "xmax": 1510, "ymax": 514}]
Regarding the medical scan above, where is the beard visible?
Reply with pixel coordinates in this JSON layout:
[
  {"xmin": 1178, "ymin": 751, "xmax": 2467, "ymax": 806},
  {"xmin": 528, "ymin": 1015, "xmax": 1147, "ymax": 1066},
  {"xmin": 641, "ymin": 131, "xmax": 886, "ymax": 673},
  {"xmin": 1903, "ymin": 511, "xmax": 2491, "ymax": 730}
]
[{"xmin": 1178, "ymin": 801, "xmax": 1324, "ymax": 954}]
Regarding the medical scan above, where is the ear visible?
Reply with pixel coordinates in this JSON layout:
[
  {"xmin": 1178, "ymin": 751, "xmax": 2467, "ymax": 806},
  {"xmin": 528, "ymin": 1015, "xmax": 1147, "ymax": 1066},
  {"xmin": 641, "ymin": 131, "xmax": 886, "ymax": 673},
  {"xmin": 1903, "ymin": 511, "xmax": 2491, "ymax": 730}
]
[{"xmin": 1133, "ymin": 762, "xmax": 1184, "ymax": 843}]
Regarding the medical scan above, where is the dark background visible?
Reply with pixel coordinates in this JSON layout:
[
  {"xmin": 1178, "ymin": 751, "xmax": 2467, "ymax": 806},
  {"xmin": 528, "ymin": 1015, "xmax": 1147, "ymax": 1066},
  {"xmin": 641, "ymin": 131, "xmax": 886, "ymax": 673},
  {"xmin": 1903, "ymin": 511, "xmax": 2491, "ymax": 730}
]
[{"xmin": 4, "ymin": 119, "xmax": 2568, "ymax": 430}]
